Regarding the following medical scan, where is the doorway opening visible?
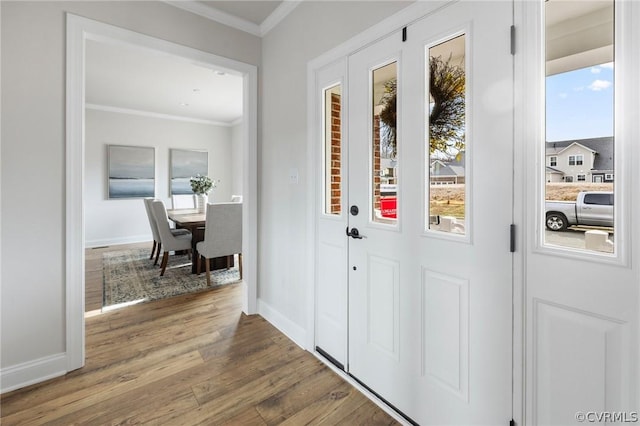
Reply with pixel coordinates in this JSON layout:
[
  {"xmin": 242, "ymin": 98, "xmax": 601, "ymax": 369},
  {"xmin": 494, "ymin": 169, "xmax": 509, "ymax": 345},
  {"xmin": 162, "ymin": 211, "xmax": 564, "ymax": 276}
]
[{"xmin": 66, "ymin": 14, "xmax": 258, "ymax": 371}]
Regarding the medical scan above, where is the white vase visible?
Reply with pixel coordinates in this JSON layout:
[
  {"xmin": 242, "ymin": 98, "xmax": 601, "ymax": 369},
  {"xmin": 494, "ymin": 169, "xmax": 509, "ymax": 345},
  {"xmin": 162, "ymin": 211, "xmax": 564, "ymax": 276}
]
[{"xmin": 196, "ymin": 194, "xmax": 208, "ymax": 213}]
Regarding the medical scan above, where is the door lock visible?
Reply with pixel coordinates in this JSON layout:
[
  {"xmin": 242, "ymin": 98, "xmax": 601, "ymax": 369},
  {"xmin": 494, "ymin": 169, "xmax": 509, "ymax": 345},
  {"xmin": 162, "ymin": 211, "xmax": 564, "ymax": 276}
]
[{"xmin": 346, "ymin": 227, "xmax": 365, "ymax": 239}]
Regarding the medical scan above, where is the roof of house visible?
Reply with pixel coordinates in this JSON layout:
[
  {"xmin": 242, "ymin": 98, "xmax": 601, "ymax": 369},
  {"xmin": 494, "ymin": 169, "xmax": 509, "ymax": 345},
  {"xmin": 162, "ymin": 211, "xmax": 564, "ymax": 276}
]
[
  {"xmin": 431, "ymin": 164, "xmax": 465, "ymax": 178},
  {"xmin": 430, "ymin": 151, "xmax": 466, "ymax": 178},
  {"xmin": 546, "ymin": 136, "xmax": 613, "ymax": 171},
  {"xmin": 546, "ymin": 166, "xmax": 564, "ymax": 174}
]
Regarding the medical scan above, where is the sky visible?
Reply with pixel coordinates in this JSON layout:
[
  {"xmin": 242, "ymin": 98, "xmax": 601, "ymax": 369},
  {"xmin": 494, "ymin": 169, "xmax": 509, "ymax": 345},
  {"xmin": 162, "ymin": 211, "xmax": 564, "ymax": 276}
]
[{"xmin": 546, "ymin": 62, "xmax": 614, "ymax": 142}]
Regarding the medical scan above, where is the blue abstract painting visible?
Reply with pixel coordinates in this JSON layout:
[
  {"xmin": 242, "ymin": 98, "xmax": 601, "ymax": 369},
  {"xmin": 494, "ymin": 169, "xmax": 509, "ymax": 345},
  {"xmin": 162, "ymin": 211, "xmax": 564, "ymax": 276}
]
[{"xmin": 108, "ymin": 145, "xmax": 155, "ymax": 199}]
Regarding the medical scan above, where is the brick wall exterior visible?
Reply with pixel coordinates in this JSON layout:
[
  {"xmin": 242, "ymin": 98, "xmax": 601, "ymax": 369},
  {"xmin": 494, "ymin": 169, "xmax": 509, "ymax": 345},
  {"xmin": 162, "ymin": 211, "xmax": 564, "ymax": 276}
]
[{"xmin": 330, "ymin": 93, "xmax": 342, "ymax": 214}]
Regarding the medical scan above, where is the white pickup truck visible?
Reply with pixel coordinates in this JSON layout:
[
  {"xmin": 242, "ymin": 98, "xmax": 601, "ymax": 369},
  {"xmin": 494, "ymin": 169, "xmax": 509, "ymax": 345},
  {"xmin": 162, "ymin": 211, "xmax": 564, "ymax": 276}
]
[{"xmin": 545, "ymin": 191, "xmax": 613, "ymax": 231}]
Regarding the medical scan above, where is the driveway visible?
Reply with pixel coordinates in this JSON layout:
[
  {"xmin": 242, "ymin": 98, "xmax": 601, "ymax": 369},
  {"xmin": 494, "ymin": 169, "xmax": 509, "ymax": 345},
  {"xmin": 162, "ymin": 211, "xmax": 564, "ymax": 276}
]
[{"xmin": 544, "ymin": 227, "xmax": 614, "ymax": 253}]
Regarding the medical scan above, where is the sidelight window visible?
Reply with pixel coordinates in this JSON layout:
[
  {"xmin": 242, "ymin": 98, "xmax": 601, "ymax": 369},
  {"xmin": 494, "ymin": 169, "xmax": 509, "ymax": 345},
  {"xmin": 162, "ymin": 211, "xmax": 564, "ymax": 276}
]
[
  {"xmin": 544, "ymin": 0, "xmax": 615, "ymax": 253},
  {"xmin": 323, "ymin": 84, "xmax": 342, "ymax": 216}
]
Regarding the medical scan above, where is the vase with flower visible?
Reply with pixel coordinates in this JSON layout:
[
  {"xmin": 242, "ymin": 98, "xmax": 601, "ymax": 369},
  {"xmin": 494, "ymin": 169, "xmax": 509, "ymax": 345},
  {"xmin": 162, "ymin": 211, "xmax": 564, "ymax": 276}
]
[{"xmin": 190, "ymin": 174, "xmax": 215, "ymax": 213}]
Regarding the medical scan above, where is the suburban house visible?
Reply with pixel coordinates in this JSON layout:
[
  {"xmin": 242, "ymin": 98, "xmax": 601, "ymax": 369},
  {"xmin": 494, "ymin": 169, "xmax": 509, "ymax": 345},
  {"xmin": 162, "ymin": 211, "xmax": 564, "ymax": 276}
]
[
  {"xmin": 430, "ymin": 151, "xmax": 466, "ymax": 185},
  {"xmin": 2, "ymin": 1, "xmax": 638, "ymax": 425},
  {"xmin": 546, "ymin": 136, "xmax": 614, "ymax": 183}
]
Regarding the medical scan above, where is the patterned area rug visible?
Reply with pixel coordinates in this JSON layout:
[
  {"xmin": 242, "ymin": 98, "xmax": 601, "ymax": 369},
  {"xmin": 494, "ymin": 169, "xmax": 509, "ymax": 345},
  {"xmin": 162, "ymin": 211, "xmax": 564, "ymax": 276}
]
[{"xmin": 103, "ymin": 248, "xmax": 241, "ymax": 309}]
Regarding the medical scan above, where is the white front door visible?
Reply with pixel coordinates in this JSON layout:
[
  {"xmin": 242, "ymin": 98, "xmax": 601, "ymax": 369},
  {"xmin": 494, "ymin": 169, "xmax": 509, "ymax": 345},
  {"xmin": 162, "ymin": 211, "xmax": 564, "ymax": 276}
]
[{"xmin": 347, "ymin": 2, "xmax": 514, "ymax": 424}]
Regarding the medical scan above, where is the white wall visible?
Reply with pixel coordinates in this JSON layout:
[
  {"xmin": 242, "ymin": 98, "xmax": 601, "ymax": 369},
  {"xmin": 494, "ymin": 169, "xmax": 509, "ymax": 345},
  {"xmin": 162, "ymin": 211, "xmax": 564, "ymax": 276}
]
[
  {"xmin": 231, "ymin": 123, "xmax": 244, "ymax": 197},
  {"xmin": 85, "ymin": 109, "xmax": 232, "ymax": 247},
  {"xmin": 1, "ymin": 0, "xmax": 259, "ymax": 387},
  {"xmin": 259, "ymin": 1, "xmax": 412, "ymax": 339}
]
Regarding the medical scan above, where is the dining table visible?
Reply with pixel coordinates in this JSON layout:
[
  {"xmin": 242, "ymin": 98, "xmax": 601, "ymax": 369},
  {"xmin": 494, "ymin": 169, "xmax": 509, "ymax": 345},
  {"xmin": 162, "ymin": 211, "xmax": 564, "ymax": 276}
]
[{"xmin": 167, "ymin": 208, "xmax": 233, "ymax": 274}]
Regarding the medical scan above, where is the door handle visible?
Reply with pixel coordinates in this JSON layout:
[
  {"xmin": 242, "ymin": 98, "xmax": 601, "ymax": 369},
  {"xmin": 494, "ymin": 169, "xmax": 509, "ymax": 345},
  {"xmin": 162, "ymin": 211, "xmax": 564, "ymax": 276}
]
[{"xmin": 346, "ymin": 227, "xmax": 365, "ymax": 239}]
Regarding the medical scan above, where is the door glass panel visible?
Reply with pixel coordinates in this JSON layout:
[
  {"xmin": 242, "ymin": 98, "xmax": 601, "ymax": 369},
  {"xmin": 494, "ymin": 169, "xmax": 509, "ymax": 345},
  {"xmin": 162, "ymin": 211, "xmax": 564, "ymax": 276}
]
[
  {"xmin": 426, "ymin": 35, "xmax": 466, "ymax": 235},
  {"xmin": 324, "ymin": 84, "xmax": 342, "ymax": 215},
  {"xmin": 372, "ymin": 62, "xmax": 398, "ymax": 224},
  {"xmin": 544, "ymin": 0, "xmax": 615, "ymax": 253}
]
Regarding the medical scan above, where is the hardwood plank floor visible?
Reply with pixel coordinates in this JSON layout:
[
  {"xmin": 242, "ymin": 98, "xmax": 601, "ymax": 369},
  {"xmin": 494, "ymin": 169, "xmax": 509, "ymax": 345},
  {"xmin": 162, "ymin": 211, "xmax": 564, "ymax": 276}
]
[{"xmin": 1, "ymin": 245, "xmax": 399, "ymax": 425}]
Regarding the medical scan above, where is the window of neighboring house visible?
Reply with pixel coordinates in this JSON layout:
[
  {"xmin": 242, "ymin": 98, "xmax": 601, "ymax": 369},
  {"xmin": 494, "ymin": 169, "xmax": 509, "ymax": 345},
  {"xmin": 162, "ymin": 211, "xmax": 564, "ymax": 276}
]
[
  {"xmin": 577, "ymin": 174, "xmax": 586, "ymax": 181},
  {"xmin": 605, "ymin": 173, "xmax": 614, "ymax": 180},
  {"xmin": 564, "ymin": 176, "xmax": 574, "ymax": 182},
  {"xmin": 568, "ymin": 155, "xmax": 584, "ymax": 166},
  {"xmin": 550, "ymin": 156, "xmax": 557, "ymax": 167}
]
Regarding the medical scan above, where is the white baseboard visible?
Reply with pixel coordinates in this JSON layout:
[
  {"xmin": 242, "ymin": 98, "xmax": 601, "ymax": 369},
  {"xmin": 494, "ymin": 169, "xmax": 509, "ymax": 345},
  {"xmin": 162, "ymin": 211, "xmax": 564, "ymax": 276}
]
[
  {"xmin": 1, "ymin": 353, "xmax": 67, "ymax": 394},
  {"xmin": 85, "ymin": 234, "xmax": 151, "ymax": 248},
  {"xmin": 257, "ymin": 299, "xmax": 307, "ymax": 349}
]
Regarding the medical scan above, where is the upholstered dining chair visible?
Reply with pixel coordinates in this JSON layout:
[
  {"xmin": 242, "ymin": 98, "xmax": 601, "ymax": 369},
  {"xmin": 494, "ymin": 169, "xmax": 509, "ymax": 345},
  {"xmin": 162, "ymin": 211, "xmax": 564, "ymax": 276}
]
[
  {"xmin": 143, "ymin": 198, "xmax": 162, "ymax": 263},
  {"xmin": 143, "ymin": 198, "xmax": 190, "ymax": 265},
  {"xmin": 151, "ymin": 200, "xmax": 193, "ymax": 276},
  {"xmin": 171, "ymin": 194, "xmax": 196, "ymax": 209},
  {"xmin": 196, "ymin": 202, "xmax": 242, "ymax": 286}
]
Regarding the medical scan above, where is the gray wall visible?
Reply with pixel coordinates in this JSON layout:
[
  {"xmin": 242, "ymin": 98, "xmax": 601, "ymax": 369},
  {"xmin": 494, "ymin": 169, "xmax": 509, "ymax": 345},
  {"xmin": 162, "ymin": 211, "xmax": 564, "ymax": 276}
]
[
  {"xmin": 1, "ymin": 0, "xmax": 259, "ymax": 373},
  {"xmin": 85, "ymin": 109, "xmax": 233, "ymax": 247},
  {"xmin": 259, "ymin": 1, "xmax": 412, "ymax": 331}
]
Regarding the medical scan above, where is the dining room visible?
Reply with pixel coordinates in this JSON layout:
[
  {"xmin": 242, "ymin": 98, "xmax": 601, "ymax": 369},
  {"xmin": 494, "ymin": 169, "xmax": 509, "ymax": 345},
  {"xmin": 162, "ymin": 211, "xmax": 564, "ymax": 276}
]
[{"xmin": 83, "ymin": 37, "xmax": 246, "ymax": 314}]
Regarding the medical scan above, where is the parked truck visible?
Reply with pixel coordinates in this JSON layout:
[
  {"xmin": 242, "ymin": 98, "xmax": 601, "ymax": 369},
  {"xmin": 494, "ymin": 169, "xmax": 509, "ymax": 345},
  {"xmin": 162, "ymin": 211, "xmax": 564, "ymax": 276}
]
[{"xmin": 545, "ymin": 191, "xmax": 613, "ymax": 231}]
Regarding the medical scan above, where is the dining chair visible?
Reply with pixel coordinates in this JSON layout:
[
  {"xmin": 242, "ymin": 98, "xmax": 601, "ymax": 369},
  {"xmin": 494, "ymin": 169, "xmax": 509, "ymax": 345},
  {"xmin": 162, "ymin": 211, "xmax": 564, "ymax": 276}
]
[
  {"xmin": 196, "ymin": 202, "xmax": 242, "ymax": 286},
  {"xmin": 143, "ymin": 198, "xmax": 191, "ymax": 265},
  {"xmin": 230, "ymin": 195, "xmax": 243, "ymax": 203},
  {"xmin": 172, "ymin": 194, "xmax": 196, "ymax": 209},
  {"xmin": 143, "ymin": 198, "xmax": 162, "ymax": 263},
  {"xmin": 151, "ymin": 200, "xmax": 193, "ymax": 276}
]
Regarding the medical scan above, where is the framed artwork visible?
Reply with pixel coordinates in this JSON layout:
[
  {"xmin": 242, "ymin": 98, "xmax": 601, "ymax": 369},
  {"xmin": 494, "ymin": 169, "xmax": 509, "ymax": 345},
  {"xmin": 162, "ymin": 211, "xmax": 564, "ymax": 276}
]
[
  {"xmin": 170, "ymin": 149, "xmax": 208, "ymax": 195},
  {"xmin": 107, "ymin": 145, "xmax": 155, "ymax": 199}
]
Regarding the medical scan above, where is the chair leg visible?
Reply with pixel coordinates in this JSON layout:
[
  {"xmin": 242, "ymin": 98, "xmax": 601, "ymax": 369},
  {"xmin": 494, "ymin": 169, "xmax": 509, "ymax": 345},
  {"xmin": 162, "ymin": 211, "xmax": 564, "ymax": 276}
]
[
  {"xmin": 226, "ymin": 255, "xmax": 231, "ymax": 270},
  {"xmin": 197, "ymin": 254, "xmax": 202, "ymax": 275},
  {"xmin": 160, "ymin": 252, "xmax": 169, "ymax": 276},
  {"xmin": 205, "ymin": 257, "xmax": 211, "ymax": 286},
  {"xmin": 239, "ymin": 253, "xmax": 243, "ymax": 280},
  {"xmin": 150, "ymin": 240, "xmax": 157, "ymax": 260},
  {"xmin": 154, "ymin": 243, "xmax": 162, "ymax": 265}
]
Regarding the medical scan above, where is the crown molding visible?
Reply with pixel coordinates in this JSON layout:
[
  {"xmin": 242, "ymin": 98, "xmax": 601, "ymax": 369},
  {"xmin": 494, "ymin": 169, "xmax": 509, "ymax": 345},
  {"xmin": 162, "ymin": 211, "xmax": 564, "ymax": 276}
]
[
  {"xmin": 164, "ymin": 1, "xmax": 262, "ymax": 36},
  {"xmin": 261, "ymin": 1, "xmax": 303, "ymax": 36},
  {"xmin": 86, "ymin": 103, "xmax": 234, "ymax": 127},
  {"xmin": 164, "ymin": 1, "xmax": 302, "ymax": 37}
]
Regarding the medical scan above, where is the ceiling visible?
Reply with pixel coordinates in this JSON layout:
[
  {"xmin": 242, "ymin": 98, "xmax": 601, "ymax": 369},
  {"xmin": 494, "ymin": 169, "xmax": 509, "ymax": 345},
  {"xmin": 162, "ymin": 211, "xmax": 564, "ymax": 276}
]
[
  {"xmin": 198, "ymin": 1, "xmax": 283, "ymax": 25},
  {"xmin": 85, "ymin": 39, "xmax": 244, "ymax": 124},
  {"xmin": 85, "ymin": 1, "xmax": 300, "ymax": 124}
]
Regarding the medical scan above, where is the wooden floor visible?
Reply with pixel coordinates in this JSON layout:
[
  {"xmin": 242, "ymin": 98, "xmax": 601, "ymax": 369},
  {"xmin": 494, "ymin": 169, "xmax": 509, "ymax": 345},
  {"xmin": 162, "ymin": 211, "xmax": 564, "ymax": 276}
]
[{"xmin": 1, "ymin": 244, "xmax": 398, "ymax": 425}]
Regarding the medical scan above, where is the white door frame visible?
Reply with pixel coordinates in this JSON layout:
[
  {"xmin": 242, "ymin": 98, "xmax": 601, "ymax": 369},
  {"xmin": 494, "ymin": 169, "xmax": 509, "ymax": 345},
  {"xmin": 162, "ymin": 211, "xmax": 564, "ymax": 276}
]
[{"xmin": 65, "ymin": 14, "xmax": 259, "ymax": 372}]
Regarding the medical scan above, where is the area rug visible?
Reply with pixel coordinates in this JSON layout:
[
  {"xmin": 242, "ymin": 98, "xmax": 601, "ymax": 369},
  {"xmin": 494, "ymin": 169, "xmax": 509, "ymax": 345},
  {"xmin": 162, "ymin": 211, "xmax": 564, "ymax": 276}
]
[{"xmin": 103, "ymin": 248, "xmax": 241, "ymax": 309}]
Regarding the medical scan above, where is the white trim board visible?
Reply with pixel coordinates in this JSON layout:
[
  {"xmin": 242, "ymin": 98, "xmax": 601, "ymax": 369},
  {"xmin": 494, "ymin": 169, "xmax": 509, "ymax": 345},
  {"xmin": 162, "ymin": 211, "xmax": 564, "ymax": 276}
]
[
  {"xmin": 163, "ymin": 1, "xmax": 302, "ymax": 37},
  {"xmin": 85, "ymin": 234, "xmax": 152, "ymax": 249},
  {"xmin": 65, "ymin": 14, "xmax": 259, "ymax": 384},
  {"xmin": 85, "ymin": 104, "xmax": 236, "ymax": 127},
  {"xmin": 258, "ymin": 299, "xmax": 307, "ymax": 349},
  {"xmin": 0, "ymin": 353, "xmax": 67, "ymax": 394}
]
